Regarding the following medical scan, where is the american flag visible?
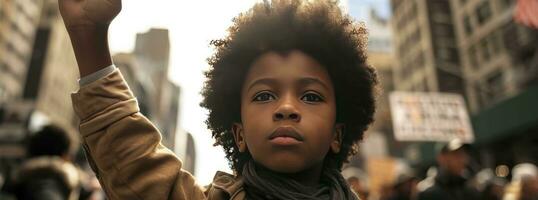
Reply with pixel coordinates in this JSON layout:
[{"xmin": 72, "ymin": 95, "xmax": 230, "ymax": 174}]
[{"xmin": 514, "ymin": 0, "xmax": 538, "ymax": 29}]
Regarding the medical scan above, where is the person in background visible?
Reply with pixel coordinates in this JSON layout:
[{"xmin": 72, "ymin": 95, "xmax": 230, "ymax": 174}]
[
  {"xmin": 342, "ymin": 167, "xmax": 370, "ymax": 200},
  {"xmin": 481, "ymin": 178, "xmax": 506, "ymax": 200},
  {"xmin": 10, "ymin": 125, "xmax": 80, "ymax": 200},
  {"xmin": 504, "ymin": 163, "xmax": 538, "ymax": 200},
  {"xmin": 387, "ymin": 173, "xmax": 418, "ymax": 200},
  {"xmin": 417, "ymin": 139, "xmax": 480, "ymax": 200},
  {"xmin": 520, "ymin": 174, "xmax": 538, "ymax": 200},
  {"xmin": 474, "ymin": 168, "xmax": 506, "ymax": 200}
]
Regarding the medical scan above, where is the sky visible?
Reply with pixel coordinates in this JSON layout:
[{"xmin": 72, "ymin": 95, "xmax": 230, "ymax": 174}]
[
  {"xmin": 347, "ymin": 0, "xmax": 391, "ymax": 22},
  {"xmin": 109, "ymin": 0, "xmax": 390, "ymax": 185}
]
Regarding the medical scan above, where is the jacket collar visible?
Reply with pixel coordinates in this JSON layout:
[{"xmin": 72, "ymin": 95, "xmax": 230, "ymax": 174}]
[{"xmin": 210, "ymin": 171, "xmax": 245, "ymax": 199}]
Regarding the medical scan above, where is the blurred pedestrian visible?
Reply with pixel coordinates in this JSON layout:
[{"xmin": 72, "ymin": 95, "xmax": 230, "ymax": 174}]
[
  {"xmin": 387, "ymin": 173, "xmax": 418, "ymax": 200},
  {"xmin": 504, "ymin": 163, "xmax": 538, "ymax": 200},
  {"xmin": 474, "ymin": 168, "xmax": 506, "ymax": 200},
  {"xmin": 417, "ymin": 139, "xmax": 480, "ymax": 200},
  {"xmin": 416, "ymin": 167, "xmax": 437, "ymax": 192},
  {"xmin": 342, "ymin": 167, "xmax": 370, "ymax": 200},
  {"xmin": 10, "ymin": 125, "xmax": 80, "ymax": 200},
  {"xmin": 482, "ymin": 178, "xmax": 506, "ymax": 200},
  {"xmin": 520, "ymin": 175, "xmax": 538, "ymax": 200}
]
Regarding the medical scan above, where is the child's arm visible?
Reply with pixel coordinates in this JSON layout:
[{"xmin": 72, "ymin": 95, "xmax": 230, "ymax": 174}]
[
  {"xmin": 59, "ymin": 0, "xmax": 119, "ymax": 76},
  {"xmin": 59, "ymin": 0, "xmax": 206, "ymax": 199}
]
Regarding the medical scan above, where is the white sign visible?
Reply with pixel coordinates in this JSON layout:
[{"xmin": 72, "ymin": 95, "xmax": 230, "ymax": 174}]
[{"xmin": 389, "ymin": 92, "xmax": 474, "ymax": 142}]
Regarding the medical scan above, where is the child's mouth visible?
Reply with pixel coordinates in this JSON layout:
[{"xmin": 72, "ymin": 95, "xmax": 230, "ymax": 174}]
[
  {"xmin": 268, "ymin": 126, "xmax": 304, "ymax": 146},
  {"xmin": 270, "ymin": 136, "xmax": 303, "ymax": 146}
]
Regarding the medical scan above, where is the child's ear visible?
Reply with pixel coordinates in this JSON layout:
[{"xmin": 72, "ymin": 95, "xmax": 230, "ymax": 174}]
[
  {"xmin": 232, "ymin": 123, "xmax": 247, "ymax": 152},
  {"xmin": 331, "ymin": 123, "xmax": 344, "ymax": 154}
]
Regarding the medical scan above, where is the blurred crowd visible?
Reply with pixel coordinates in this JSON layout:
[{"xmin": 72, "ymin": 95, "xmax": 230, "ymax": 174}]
[
  {"xmin": 343, "ymin": 139, "xmax": 538, "ymax": 200},
  {"xmin": 0, "ymin": 125, "xmax": 105, "ymax": 200},
  {"xmin": 1, "ymin": 125, "xmax": 537, "ymax": 200}
]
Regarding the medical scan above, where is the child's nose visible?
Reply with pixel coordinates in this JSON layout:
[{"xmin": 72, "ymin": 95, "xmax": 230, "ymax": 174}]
[{"xmin": 273, "ymin": 97, "xmax": 301, "ymax": 122}]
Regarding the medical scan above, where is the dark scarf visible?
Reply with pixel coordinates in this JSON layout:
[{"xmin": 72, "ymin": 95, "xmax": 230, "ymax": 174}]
[{"xmin": 242, "ymin": 160, "xmax": 359, "ymax": 200}]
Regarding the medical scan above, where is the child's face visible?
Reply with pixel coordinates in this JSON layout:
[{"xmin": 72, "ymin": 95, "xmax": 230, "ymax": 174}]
[{"xmin": 233, "ymin": 50, "xmax": 342, "ymax": 174}]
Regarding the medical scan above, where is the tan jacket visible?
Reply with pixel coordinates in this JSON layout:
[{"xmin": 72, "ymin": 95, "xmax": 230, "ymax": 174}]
[{"xmin": 71, "ymin": 70, "xmax": 246, "ymax": 200}]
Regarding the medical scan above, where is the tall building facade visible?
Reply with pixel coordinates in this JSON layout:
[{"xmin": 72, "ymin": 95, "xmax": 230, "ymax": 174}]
[
  {"xmin": 113, "ymin": 28, "xmax": 180, "ymax": 151},
  {"xmin": 450, "ymin": 0, "xmax": 536, "ymax": 112},
  {"xmin": 391, "ymin": 0, "xmax": 464, "ymax": 94},
  {"xmin": 0, "ymin": 0, "xmax": 43, "ymax": 103},
  {"xmin": 31, "ymin": 0, "xmax": 79, "ymax": 132},
  {"xmin": 389, "ymin": 0, "xmax": 538, "ymax": 171},
  {"xmin": 449, "ymin": 0, "xmax": 538, "ymax": 168},
  {"xmin": 389, "ymin": 0, "xmax": 470, "ymax": 169},
  {"xmin": 1, "ymin": 0, "xmax": 79, "ymax": 160}
]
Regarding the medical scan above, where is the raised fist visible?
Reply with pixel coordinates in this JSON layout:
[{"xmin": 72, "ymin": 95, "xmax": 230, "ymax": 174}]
[{"xmin": 59, "ymin": 0, "xmax": 122, "ymax": 29}]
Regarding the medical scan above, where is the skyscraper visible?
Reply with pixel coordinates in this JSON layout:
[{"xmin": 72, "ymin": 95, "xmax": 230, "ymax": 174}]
[
  {"xmin": 0, "ymin": 0, "xmax": 43, "ymax": 102},
  {"xmin": 114, "ymin": 28, "xmax": 180, "ymax": 150},
  {"xmin": 0, "ymin": 0, "xmax": 79, "ymax": 158},
  {"xmin": 390, "ymin": 0, "xmax": 464, "ymax": 94},
  {"xmin": 449, "ymin": 0, "xmax": 538, "ymax": 169},
  {"xmin": 450, "ymin": 0, "xmax": 537, "ymax": 112}
]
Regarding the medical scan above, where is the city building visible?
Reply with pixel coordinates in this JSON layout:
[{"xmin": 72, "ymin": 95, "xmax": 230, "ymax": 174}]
[
  {"xmin": 387, "ymin": 0, "xmax": 538, "ymax": 173},
  {"xmin": 113, "ymin": 28, "xmax": 180, "ymax": 151},
  {"xmin": 174, "ymin": 129, "xmax": 197, "ymax": 174},
  {"xmin": 390, "ymin": 0, "xmax": 464, "ymax": 94},
  {"xmin": 30, "ymin": 0, "xmax": 79, "ymax": 132},
  {"xmin": 451, "ymin": 0, "xmax": 531, "ymax": 112},
  {"xmin": 389, "ymin": 0, "xmax": 469, "ymax": 169},
  {"xmin": 0, "ymin": 0, "xmax": 43, "ymax": 103},
  {"xmin": 0, "ymin": 0, "xmax": 79, "ymax": 136},
  {"xmin": 449, "ymin": 0, "xmax": 538, "ymax": 169},
  {"xmin": 113, "ymin": 29, "xmax": 191, "ymax": 171},
  {"xmin": 1, "ymin": 0, "xmax": 79, "ymax": 163}
]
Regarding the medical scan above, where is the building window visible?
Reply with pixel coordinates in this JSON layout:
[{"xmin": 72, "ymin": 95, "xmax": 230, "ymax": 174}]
[
  {"xmin": 464, "ymin": 15, "xmax": 473, "ymax": 35},
  {"xmin": 391, "ymin": 0, "xmax": 402, "ymax": 12},
  {"xmin": 433, "ymin": 23, "xmax": 455, "ymax": 37},
  {"xmin": 480, "ymin": 39, "xmax": 491, "ymax": 62},
  {"xmin": 485, "ymin": 70, "xmax": 504, "ymax": 101},
  {"xmin": 477, "ymin": 1, "xmax": 492, "ymax": 25},
  {"xmin": 423, "ymin": 77, "xmax": 429, "ymax": 92},
  {"xmin": 469, "ymin": 46, "xmax": 479, "ymax": 70},
  {"xmin": 411, "ymin": 27, "xmax": 422, "ymax": 44},
  {"xmin": 0, "ymin": 80, "xmax": 7, "ymax": 102},
  {"xmin": 10, "ymin": 22, "xmax": 20, "ymax": 33},
  {"xmin": 499, "ymin": 0, "xmax": 513, "ymax": 9},
  {"xmin": 410, "ymin": 2, "xmax": 418, "ymax": 20},
  {"xmin": 488, "ymin": 33, "xmax": 501, "ymax": 55},
  {"xmin": 416, "ymin": 50, "xmax": 425, "ymax": 69}
]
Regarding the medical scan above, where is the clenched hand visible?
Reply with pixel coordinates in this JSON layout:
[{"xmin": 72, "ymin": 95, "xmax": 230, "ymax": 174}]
[{"xmin": 59, "ymin": 0, "xmax": 121, "ymax": 29}]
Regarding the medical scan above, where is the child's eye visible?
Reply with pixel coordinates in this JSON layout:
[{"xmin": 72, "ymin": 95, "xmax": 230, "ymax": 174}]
[
  {"xmin": 252, "ymin": 91, "xmax": 276, "ymax": 102},
  {"xmin": 301, "ymin": 92, "xmax": 324, "ymax": 103}
]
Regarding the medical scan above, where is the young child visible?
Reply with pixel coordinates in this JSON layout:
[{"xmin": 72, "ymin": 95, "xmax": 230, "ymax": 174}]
[{"xmin": 59, "ymin": 0, "xmax": 378, "ymax": 199}]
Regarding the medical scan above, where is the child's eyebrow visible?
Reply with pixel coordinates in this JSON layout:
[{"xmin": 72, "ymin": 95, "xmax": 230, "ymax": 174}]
[
  {"xmin": 296, "ymin": 77, "xmax": 330, "ymax": 91},
  {"xmin": 246, "ymin": 77, "xmax": 330, "ymax": 92},
  {"xmin": 246, "ymin": 78, "xmax": 278, "ymax": 92}
]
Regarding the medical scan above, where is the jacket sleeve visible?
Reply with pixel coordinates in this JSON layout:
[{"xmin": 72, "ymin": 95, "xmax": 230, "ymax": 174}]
[{"xmin": 71, "ymin": 69, "xmax": 206, "ymax": 200}]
